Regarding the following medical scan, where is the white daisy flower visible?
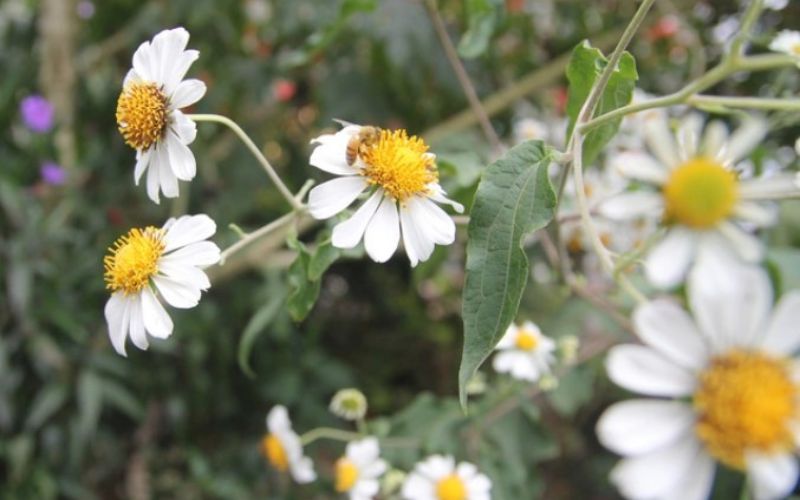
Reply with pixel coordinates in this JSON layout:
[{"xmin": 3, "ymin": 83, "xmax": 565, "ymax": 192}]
[
  {"xmin": 307, "ymin": 122, "xmax": 464, "ymax": 266},
  {"xmin": 116, "ymin": 27, "xmax": 206, "ymax": 204},
  {"xmin": 402, "ymin": 455, "xmax": 491, "ymax": 500},
  {"xmin": 492, "ymin": 321, "xmax": 556, "ymax": 382},
  {"xmin": 596, "ymin": 257, "xmax": 800, "ymax": 500},
  {"xmin": 599, "ymin": 113, "xmax": 799, "ymax": 289},
  {"xmin": 334, "ymin": 437, "xmax": 388, "ymax": 499},
  {"xmin": 769, "ymin": 30, "xmax": 800, "ymax": 58},
  {"xmin": 260, "ymin": 405, "xmax": 316, "ymax": 484},
  {"xmin": 103, "ymin": 214, "xmax": 220, "ymax": 356}
]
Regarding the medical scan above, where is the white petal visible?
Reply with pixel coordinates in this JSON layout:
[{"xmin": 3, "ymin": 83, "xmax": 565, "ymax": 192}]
[
  {"xmin": 153, "ymin": 276, "xmax": 201, "ymax": 309},
  {"xmin": 408, "ymin": 197, "xmax": 456, "ymax": 245},
  {"xmin": 658, "ymin": 448, "xmax": 716, "ymax": 500},
  {"xmin": 161, "ymin": 241, "xmax": 221, "ymax": 267},
  {"xmin": 171, "ymin": 110, "xmax": 198, "ymax": 144},
  {"xmin": 170, "ymin": 79, "xmax": 206, "ymax": 109},
  {"xmin": 733, "ymin": 201, "xmax": 778, "ymax": 226},
  {"xmin": 598, "ymin": 192, "xmax": 664, "ymax": 220},
  {"xmin": 644, "ymin": 113, "xmax": 680, "ymax": 168},
  {"xmin": 290, "ymin": 456, "xmax": 317, "ymax": 484},
  {"xmin": 633, "ymin": 299, "xmax": 708, "ymax": 371},
  {"xmin": 151, "ymin": 27, "xmax": 190, "ymax": 91},
  {"xmin": 644, "ymin": 227, "xmax": 696, "ymax": 289},
  {"xmin": 762, "ymin": 292, "xmax": 800, "ymax": 356},
  {"xmin": 331, "ymin": 190, "xmax": 382, "ymax": 249},
  {"xmin": 163, "ymin": 214, "xmax": 216, "ymax": 252},
  {"xmin": 131, "ymin": 40, "xmax": 155, "ymax": 81},
  {"xmin": 128, "ymin": 294, "xmax": 149, "ymax": 351},
  {"xmin": 606, "ymin": 345, "xmax": 696, "ymax": 396},
  {"xmin": 716, "ymin": 221, "xmax": 763, "ymax": 262},
  {"xmin": 140, "ymin": 287, "xmax": 173, "ymax": 339},
  {"xmin": 597, "ymin": 400, "xmax": 694, "ymax": 456},
  {"xmin": 157, "ymin": 142, "xmax": 179, "ymax": 198},
  {"xmin": 158, "ymin": 262, "xmax": 211, "ymax": 290},
  {"xmin": 267, "ymin": 405, "xmax": 290, "ymax": 433},
  {"xmin": 134, "ymin": 148, "xmax": 152, "ymax": 185},
  {"xmin": 724, "ymin": 117, "xmax": 768, "ymax": 164},
  {"xmin": 609, "ymin": 151, "xmax": 668, "ymax": 184},
  {"xmin": 740, "ymin": 175, "xmax": 800, "ymax": 200},
  {"xmin": 348, "ymin": 437, "xmax": 380, "ymax": 465},
  {"xmin": 402, "ymin": 472, "xmax": 435, "ymax": 498},
  {"xmin": 307, "ymin": 177, "xmax": 368, "ymax": 220},
  {"xmin": 701, "ymin": 120, "xmax": 729, "ymax": 159},
  {"xmin": 364, "ymin": 196, "xmax": 400, "ymax": 263},
  {"xmin": 677, "ymin": 113, "xmax": 704, "ymax": 161},
  {"xmin": 166, "ymin": 131, "xmax": 196, "ymax": 181},
  {"xmin": 309, "ymin": 128, "xmax": 361, "ymax": 176},
  {"xmin": 747, "ymin": 453, "xmax": 799, "ymax": 500},
  {"xmin": 427, "ymin": 184, "xmax": 465, "ymax": 213},
  {"xmin": 146, "ymin": 149, "xmax": 162, "ymax": 203},
  {"xmin": 104, "ymin": 293, "xmax": 131, "ymax": 356},
  {"xmin": 164, "ymin": 49, "xmax": 199, "ymax": 95},
  {"xmin": 400, "ymin": 204, "xmax": 430, "ymax": 267}
]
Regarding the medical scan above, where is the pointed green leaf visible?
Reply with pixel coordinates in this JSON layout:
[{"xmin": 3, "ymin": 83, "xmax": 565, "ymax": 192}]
[
  {"xmin": 238, "ymin": 293, "xmax": 284, "ymax": 378},
  {"xmin": 459, "ymin": 140, "xmax": 556, "ymax": 408}
]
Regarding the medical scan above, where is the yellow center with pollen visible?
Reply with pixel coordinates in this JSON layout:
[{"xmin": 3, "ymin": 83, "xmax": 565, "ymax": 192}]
[
  {"xmin": 360, "ymin": 129, "xmax": 438, "ymax": 202},
  {"xmin": 334, "ymin": 457, "xmax": 359, "ymax": 492},
  {"xmin": 436, "ymin": 474, "xmax": 467, "ymax": 500},
  {"xmin": 662, "ymin": 157, "xmax": 738, "ymax": 229},
  {"xmin": 116, "ymin": 82, "xmax": 169, "ymax": 150},
  {"xmin": 515, "ymin": 329, "xmax": 539, "ymax": 351},
  {"xmin": 104, "ymin": 227, "xmax": 165, "ymax": 295},
  {"xmin": 693, "ymin": 349, "xmax": 799, "ymax": 470},
  {"xmin": 260, "ymin": 434, "xmax": 289, "ymax": 472}
]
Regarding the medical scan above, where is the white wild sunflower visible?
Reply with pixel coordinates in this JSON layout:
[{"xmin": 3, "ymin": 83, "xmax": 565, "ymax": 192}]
[
  {"xmin": 307, "ymin": 122, "xmax": 464, "ymax": 266},
  {"xmin": 334, "ymin": 437, "xmax": 388, "ymax": 500},
  {"xmin": 260, "ymin": 405, "xmax": 316, "ymax": 484},
  {"xmin": 103, "ymin": 214, "xmax": 220, "ymax": 356},
  {"xmin": 599, "ymin": 113, "xmax": 799, "ymax": 289},
  {"xmin": 597, "ymin": 256, "xmax": 800, "ymax": 500},
  {"xmin": 492, "ymin": 321, "xmax": 556, "ymax": 383},
  {"xmin": 769, "ymin": 30, "xmax": 800, "ymax": 58},
  {"xmin": 116, "ymin": 27, "xmax": 206, "ymax": 203},
  {"xmin": 401, "ymin": 455, "xmax": 491, "ymax": 500}
]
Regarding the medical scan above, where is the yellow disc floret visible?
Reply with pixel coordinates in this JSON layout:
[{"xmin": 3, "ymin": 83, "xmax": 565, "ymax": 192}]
[
  {"xmin": 662, "ymin": 157, "xmax": 738, "ymax": 229},
  {"xmin": 260, "ymin": 434, "xmax": 289, "ymax": 472},
  {"xmin": 694, "ymin": 349, "xmax": 799, "ymax": 470},
  {"xmin": 361, "ymin": 129, "xmax": 438, "ymax": 202},
  {"xmin": 104, "ymin": 227, "xmax": 165, "ymax": 295},
  {"xmin": 515, "ymin": 329, "xmax": 539, "ymax": 351},
  {"xmin": 436, "ymin": 474, "xmax": 467, "ymax": 500},
  {"xmin": 116, "ymin": 82, "xmax": 169, "ymax": 150},
  {"xmin": 334, "ymin": 457, "xmax": 359, "ymax": 492}
]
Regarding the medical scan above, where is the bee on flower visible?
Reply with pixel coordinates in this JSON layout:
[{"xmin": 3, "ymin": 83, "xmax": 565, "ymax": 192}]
[
  {"xmin": 260, "ymin": 405, "xmax": 316, "ymax": 484},
  {"xmin": 307, "ymin": 121, "xmax": 464, "ymax": 266},
  {"xmin": 401, "ymin": 455, "xmax": 491, "ymax": 500},
  {"xmin": 492, "ymin": 321, "xmax": 556, "ymax": 382},
  {"xmin": 103, "ymin": 214, "xmax": 220, "ymax": 356},
  {"xmin": 334, "ymin": 437, "xmax": 388, "ymax": 500},
  {"xmin": 116, "ymin": 27, "xmax": 206, "ymax": 203}
]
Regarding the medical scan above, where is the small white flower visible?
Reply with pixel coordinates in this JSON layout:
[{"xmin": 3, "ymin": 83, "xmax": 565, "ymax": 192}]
[
  {"xmin": 260, "ymin": 405, "xmax": 316, "ymax": 484},
  {"xmin": 117, "ymin": 27, "xmax": 206, "ymax": 203},
  {"xmin": 401, "ymin": 455, "xmax": 491, "ymax": 500},
  {"xmin": 103, "ymin": 214, "xmax": 220, "ymax": 356},
  {"xmin": 765, "ymin": 0, "xmax": 789, "ymax": 10},
  {"xmin": 307, "ymin": 122, "xmax": 464, "ymax": 266},
  {"xmin": 769, "ymin": 30, "xmax": 800, "ymax": 58},
  {"xmin": 596, "ymin": 258, "xmax": 800, "ymax": 500},
  {"xmin": 334, "ymin": 437, "xmax": 388, "ymax": 499},
  {"xmin": 492, "ymin": 321, "xmax": 556, "ymax": 382},
  {"xmin": 330, "ymin": 388, "xmax": 368, "ymax": 421},
  {"xmin": 600, "ymin": 113, "xmax": 799, "ymax": 289}
]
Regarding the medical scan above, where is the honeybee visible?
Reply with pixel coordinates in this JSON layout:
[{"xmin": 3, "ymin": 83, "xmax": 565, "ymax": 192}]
[{"xmin": 345, "ymin": 126, "xmax": 382, "ymax": 166}]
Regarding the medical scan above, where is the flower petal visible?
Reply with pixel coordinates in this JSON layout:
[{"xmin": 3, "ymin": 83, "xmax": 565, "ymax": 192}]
[
  {"xmin": 308, "ymin": 176, "xmax": 368, "ymax": 220},
  {"xmin": 701, "ymin": 120, "xmax": 729, "ymax": 159},
  {"xmin": 140, "ymin": 287, "xmax": 173, "ymax": 339},
  {"xmin": 166, "ymin": 130, "xmax": 196, "ymax": 181},
  {"xmin": 597, "ymin": 399, "xmax": 695, "ymax": 456},
  {"xmin": 633, "ymin": 299, "xmax": 708, "ymax": 371},
  {"xmin": 724, "ymin": 117, "xmax": 768, "ymax": 164},
  {"xmin": 163, "ymin": 214, "xmax": 216, "ymax": 252},
  {"xmin": 156, "ymin": 142, "xmax": 179, "ymax": 198},
  {"xmin": 606, "ymin": 345, "xmax": 696, "ymax": 396},
  {"xmin": 131, "ymin": 40, "xmax": 155, "ymax": 81},
  {"xmin": 309, "ymin": 127, "xmax": 361, "ymax": 176},
  {"xmin": 161, "ymin": 241, "xmax": 221, "ymax": 267},
  {"xmin": 733, "ymin": 201, "xmax": 778, "ymax": 227},
  {"xmin": 740, "ymin": 174, "xmax": 800, "ymax": 200},
  {"xmin": 134, "ymin": 148, "xmax": 151, "ymax": 185},
  {"xmin": 153, "ymin": 276, "xmax": 201, "ymax": 309},
  {"xmin": 716, "ymin": 221, "xmax": 763, "ymax": 262},
  {"xmin": 104, "ymin": 292, "xmax": 131, "ymax": 356},
  {"xmin": 747, "ymin": 453, "xmax": 799, "ymax": 500},
  {"xmin": 598, "ymin": 192, "xmax": 664, "ymax": 220},
  {"xmin": 331, "ymin": 190, "xmax": 382, "ymax": 249},
  {"xmin": 400, "ymin": 203, "xmax": 431, "ymax": 267},
  {"xmin": 158, "ymin": 262, "xmax": 211, "ymax": 290},
  {"xmin": 644, "ymin": 113, "xmax": 680, "ymax": 168},
  {"xmin": 267, "ymin": 405, "xmax": 290, "ymax": 432},
  {"xmin": 644, "ymin": 227, "xmax": 696, "ymax": 289},
  {"xmin": 171, "ymin": 110, "xmax": 197, "ymax": 144},
  {"xmin": 762, "ymin": 292, "xmax": 800, "ymax": 356},
  {"xmin": 170, "ymin": 78, "xmax": 206, "ymax": 109},
  {"xmin": 659, "ymin": 447, "xmax": 716, "ymax": 500},
  {"xmin": 609, "ymin": 151, "xmax": 668, "ymax": 185},
  {"xmin": 128, "ymin": 294, "xmax": 149, "ymax": 351},
  {"xmin": 408, "ymin": 196, "xmax": 456, "ymax": 245},
  {"xmin": 364, "ymin": 196, "xmax": 400, "ymax": 263}
]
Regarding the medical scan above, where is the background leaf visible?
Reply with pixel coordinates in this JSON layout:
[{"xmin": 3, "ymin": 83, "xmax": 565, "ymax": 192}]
[{"xmin": 457, "ymin": 0, "xmax": 498, "ymax": 59}]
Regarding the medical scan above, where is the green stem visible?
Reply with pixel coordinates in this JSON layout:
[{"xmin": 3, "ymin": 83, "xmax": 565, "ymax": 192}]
[
  {"xmin": 187, "ymin": 113, "xmax": 303, "ymax": 210},
  {"xmin": 728, "ymin": 0, "xmax": 764, "ymax": 57},
  {"xmin": 688, "ymin": 95, "xmax": 800, "ymax": 111},
  {"xmin": 299, "ymin": 427, "xmax": 419, "ymax": 448}
]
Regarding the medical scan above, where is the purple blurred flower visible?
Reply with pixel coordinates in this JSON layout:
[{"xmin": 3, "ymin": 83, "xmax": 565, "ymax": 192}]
[
  {"xmin": 40, "ymin": 162, "xmax": 66, "ymax": 185},
  {"xmin": 77, "ymin": 1, "xmax": 95, "ymax": 19},
  {"xmin": 20, "ymin": 95, "xmax": 54, "ymax": 133}
]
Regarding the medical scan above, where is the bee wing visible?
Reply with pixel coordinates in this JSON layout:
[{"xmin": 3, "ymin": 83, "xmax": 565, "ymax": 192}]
[{"xmin": 333, "ymin": 118, "xmax": 359, "ymax": 129}]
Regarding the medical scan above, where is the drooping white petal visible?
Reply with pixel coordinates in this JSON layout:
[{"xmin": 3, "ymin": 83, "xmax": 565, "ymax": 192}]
[
  {"xmin": 493, "ymin": 351, "xmax": 540, "ymax": 381},
  {"xmin": 400, "ymin": 203, "xmax": 431, "ymax": 267},
  {"xmin": 128, "ymin": 294, "xmax": 149, "ymax": 351},
  {"xmin": 134, "ymin": 148, "xmax": 151, "ymax": 185},
  {"xmin": 606, "ymin": 345, "xmax": 696, "ymax": 396},
  {"xmin": 364, "ymin": 196, "xmax": 400, "ymax": 263},
  {"xmin": 153, "ymin": 276, "xmax": 201, "ymax": 309},
  {"xmin": 762, "ymin": 292, "xmax": 800, "ymax": 356},
  {"xmin": 146, "ymin": 149, "xmax": 162, "ymax": 203},
  {"xmin": 267, "ymin": 405, "xmax": 291, "ymax": 433},
  {"xmin": 171, "ymin": 110, "xmax": 197, "ymax": 145},
  {"xmin": 427, "ymin": 183, "xmax": 465, "ymax": 213},
  {"xmin": 609, "ymin": 151, "xmax": 668, "ymax": 185},
  {"xmin": 633, "ymin": 299, "xmax": 708, "ymax": 371},
  {"xmin": 158, "ymin": 262, "xmax": 211, "ymax": 290},
  {"xmin": 156, "ymin": 142, "xmax": 179, "ymax": 198},
  {"xmin": 165, "ymin": 49, "xmax": 200, "ymax": 94},
  {"xmin": 163, "ymin": 214, "xmax": 217, "ymax": 252},
  {"xmin": 596, "ymin": 399, "xmax": 695, "ymax": 456},
  {"xmin": 747, "ymin": 453, "xmax": 799, "ymax": 500},
  {"xmin": 140, "ymin": 287, "xmax": 173, "ymax": 339},
  {"xmin": 724, "ymin": 117, "xmax": 768, "ymax": 164},
  {"xmin": 408, "ymin": 197, "xmax": 456, "ymax": 245},
  {"xmin": 105, "ymin": 292, "xmax": 131, "ymax": 356},
  {"xmin": 131, "ymin": 40, "xmax": 155, "ymax": 82},
  {"xmin": 598, "ymin": 191, "xmax": 664, "ymax": 220},
  {"xmin": 644, "ymin": 113, "xmax": 680, "ymax": 168},
  {"xmin": 290, "ymin": 455, "xmax": 317, "ymax": 484},
  {"xmin": 170, "ymin": 78, "xmax": 206, "ymax": 109},
  {"xmin": 165, "ymin": 130, "xmax": 196, "ymax": 181},
  {"xmin": 644, "ymin": 227, "xmax": 696, "ymax": 289},
  {"xmin": 331, "ymin": 190, "xmax": 382, "ymax": 249},
  {"xmin": 307, "ymin": 176, "xmax": 368, "ymax": 219},
  {"xmin": 161, "ymin": 241, "xmax": 221, "ymax": 267}
]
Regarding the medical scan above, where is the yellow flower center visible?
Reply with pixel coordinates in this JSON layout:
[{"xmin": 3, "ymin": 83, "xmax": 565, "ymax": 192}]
[
  {"xmin": 662, "ymin": 157, "xmax": 738, "ymax": 229},
  {"xmin": 436, "ymin": 474, "xmax": 467, "ymax": 500},
  {"xmin": 116, "ymin": 82, "xmax": 169, "ymax": 150},
  {"xmin": 693, "ymin": 349, "xmax": 799, "ymax": 470},
  {"xmin": 360, "ymin": 129, "xmax": 438, "ymax": 202},
  {"xmin": 334, "ymin": 457, "xmax": 359, "ymax": 492},
  {"xmin": 515, "ymin": 329, "xmax": 539, "ymax": 351},
  {"xmin": 260, "ymin": 434, "xmax": 289, "ymax": 472},
  {"xmin": 792, "ymin": 43, "xmax": 800, "ymax": 56},
  {"xmin": 104, "ymin": 227, "xmax": 165, "ymax": 295}
]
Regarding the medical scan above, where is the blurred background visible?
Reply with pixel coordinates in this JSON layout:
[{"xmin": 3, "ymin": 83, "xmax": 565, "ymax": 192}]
[{"xmin": 2, "ymin": 0, "xmax": 799, "ymax": 498}]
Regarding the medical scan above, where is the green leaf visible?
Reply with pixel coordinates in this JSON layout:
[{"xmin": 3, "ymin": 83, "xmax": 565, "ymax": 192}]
[
  {"xmin": 237, "ymin": 293, "xmax": 284, "ymax": 378},
  {"xmin": 308, "ymin": 237, "xmax": 342, "ymax": 281},
  {"xmin": 457, "ymin": 0, "xmax": 497, "ymax": 59},
  {"xmin": 565, "ymin": 40, "xmax": 638, "ymax": 166},
  {"xmin": 25, "ymin": 385, "xmax": 68, "ymax": 431},
  {"xmin": 286, "ymin": 233, "xmax": 341, "ymax": 322},
  {"xmin": 767, "ymin": 247, "xmax": 800, "ymax": 294},
  {"xmin": 459, "ymin": 140, "xmax": 556, "ymax": 408}
]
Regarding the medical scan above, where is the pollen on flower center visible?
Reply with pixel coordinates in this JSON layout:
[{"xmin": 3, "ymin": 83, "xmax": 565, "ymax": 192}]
[
  {"xmin": 693, "ymin": 349, "xmax": 799, "ymax": 470},
  {"xmin": 116, "ymin": 82, "xmax": 169, "ymax": 150},
  {"xmin": 436, "ymin": 474, "xmax": 467, "ymax": 500},
  {"xmin": 515, "ymin": 329, "xmax": 539, "ymax": 351},
  {"xmin": 360, "ymin": 129, "xmax": 438, "ymax": 202},
  {"xmin": 104, "ymin": 227, "xmax": 165, "ymax": 295},
  {"xmin": 334, "ymin": 457, "xmax": 359, "ymax": 492},
  {"xmin": 261, "ymin": 434, "xmax": 289, "ymax": 472},
  {"xmin": 662, "ymin": 157, "xmax": 738, "ymax": 229}
]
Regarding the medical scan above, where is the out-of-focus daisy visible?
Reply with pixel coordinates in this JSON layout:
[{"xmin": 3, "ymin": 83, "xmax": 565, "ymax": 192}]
[
  {"xmin": 260, "ymin": 405, "xmax": 316, "ymax": 484},
  {"xmin": 492, "ymin": 321, "xmax": 556, "ymax": 382},
  {"xmin": 307, "ymin": 122, "xmax": 464, "ymax": 266},
  {"xmin": 334, "ymin": 437, "xmax": 387, "ymax": 499},
  {"xmin": 765, "ymin": 0, "xmax": 789, "ymax": 10},
  {"xmin": 596, "ymin": 257, "xmax": 800, "ymax": 500},
  {"xmin": 402, "ymin": 455, "xmax": 491, "ymax": 500},
  {"xmin": 599, "ymin": 113, "xmax": 799, "ymax": 288},
  {"xmin": 103, "ymin": 214, "xmax": 220, "ymax": 356},
  {"xmin": 769, "ymin": 30, "xmax": 800, "ymax": 58},
  {"xmin": 330, "ymin": 388, "xmax": 368, "ymax": 421},
  {"xmin": 117, "ymin": 27, "xmax": 205, "ymax": 203}
]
